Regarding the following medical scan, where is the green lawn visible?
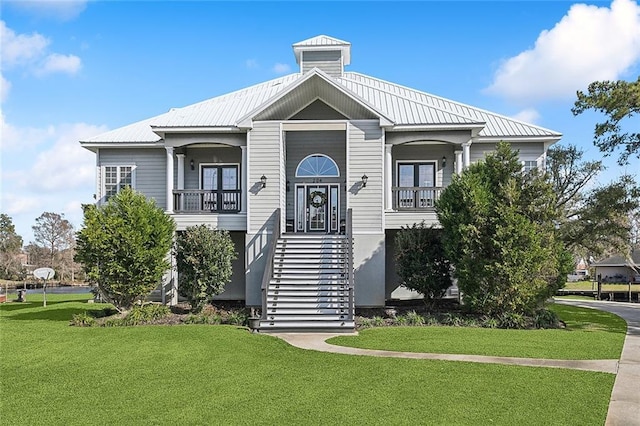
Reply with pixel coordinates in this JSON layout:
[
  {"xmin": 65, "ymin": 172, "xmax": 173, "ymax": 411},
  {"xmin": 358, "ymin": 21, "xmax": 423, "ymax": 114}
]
[
  {"xmin": 0, "ymin": 295, "xmax": 617, "ymax": 425},
  {"xmin": 328, "ymin": 304, "xmax": 626, "ymax": 360}
]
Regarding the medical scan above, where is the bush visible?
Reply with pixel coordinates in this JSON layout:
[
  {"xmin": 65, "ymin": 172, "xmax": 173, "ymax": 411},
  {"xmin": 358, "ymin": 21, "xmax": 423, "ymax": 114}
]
[
  {"xmin": 176, "ymin": 225, "xmax": 237, "ymax": 313},
  {"xmin": 405, "ymin": 310, "xmax": 425, "ymax": 326},
  {"xmin": 104, "ymin": 304, "xmax": 171, "ymax": 327},
  {"xmin": 70, "ymin": 312, "xmax": 96, "ymax": 327},
  {"xmin": 75, "ymin": 187, "xmax": 176, "ymax": 312},
  {"xmin": 395, "ymin": 222, "xmax": 452, "ymax": 303},
  {"xmin": 498, "ymin": 312, "xmax": 527, "ymax": 329},
  {"xmin": 534, "ymin": 309, "xmax": 559, "ymax": 329}
]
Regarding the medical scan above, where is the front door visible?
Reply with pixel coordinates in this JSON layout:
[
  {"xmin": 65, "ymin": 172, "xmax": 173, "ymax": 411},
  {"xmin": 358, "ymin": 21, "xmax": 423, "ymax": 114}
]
[{"xmin": 295, "ymin": 184, "xmax": 340, "ymax": 233}]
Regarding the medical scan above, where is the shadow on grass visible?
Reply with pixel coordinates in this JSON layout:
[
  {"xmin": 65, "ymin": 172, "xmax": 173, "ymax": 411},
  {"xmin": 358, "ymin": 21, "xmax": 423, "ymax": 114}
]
[
  {"xmin": 0, "ymin": 300, "xmax": 88, "ymax": 312},
  {"xmin": 552, "ymin": 304, "xmax": 627, "ymax": 334},
  {"xmin": 7, "ymin": 306, "xmax": 99, "ymax": 322}
]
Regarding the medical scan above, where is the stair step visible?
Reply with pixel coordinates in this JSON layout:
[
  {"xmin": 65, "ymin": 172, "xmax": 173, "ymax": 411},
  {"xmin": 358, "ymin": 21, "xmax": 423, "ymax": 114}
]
[
  {"xmin": 266, "ymin": 298, "xmax": 348, "ymax": 305},
  {"xmin": 269, "ymin": 284, "xmax": 349, "ymax": 290},
  {"xmin": 257, "ymin": 320, "xmax": 356, "ymax": 330},
  {"xmin": 268, "ymin": 290, "xmax": 348, "ymax": 297},
  {"xmin": 266, "ymin": 307, "xmax": 349, "ymax": 315},
  {"xmin": 274, "ymin": 257, "xmax": 345, "ymax": 264},
  {"xmin": 274, "ymin": 263, "xmax": 345, "ymax": 269},
  {"xmin": 270, "ymin": 279, "xmax": 347, "ymax": 285},
  {"xmin": 265, "ymin": 314, "xmax": 349, "ymax": 320}
]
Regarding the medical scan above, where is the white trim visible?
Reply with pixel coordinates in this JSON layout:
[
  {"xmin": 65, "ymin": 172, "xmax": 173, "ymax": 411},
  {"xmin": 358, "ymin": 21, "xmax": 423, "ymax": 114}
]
[
  {"xmin": 295, "ymin": 153, "xmax": 340, "ymax": 178},
  {"xmin": 390, "ymin": 124, "xmax": 485, "ymax": 132},
  {"xmin": 475, "ymin": 135, "xmax": 562, "ymax": 143},
  {"xmin": 246, "ymin": 131, "xmax": 251, "ymax": 233},
  {"xmin": 95, "ymin": 148, "xmax": 100, "ymax": 200},
  {"xmin": 345, "ymin": 123, "xmax": 350, "ymax": 210},
  {"xmin": 101, "ymin": 164, "xmax": 137, "ymax": 202}
]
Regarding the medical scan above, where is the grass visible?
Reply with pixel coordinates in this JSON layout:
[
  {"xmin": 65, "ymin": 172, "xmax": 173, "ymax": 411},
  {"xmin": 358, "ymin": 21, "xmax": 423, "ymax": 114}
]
[
  {"xmin": 328, "ymin": 304, "xmax": 626, "ymax": 360},
  {"xmin": 0, "ymin": 294, "xmax": 618, "ymax": 425}
]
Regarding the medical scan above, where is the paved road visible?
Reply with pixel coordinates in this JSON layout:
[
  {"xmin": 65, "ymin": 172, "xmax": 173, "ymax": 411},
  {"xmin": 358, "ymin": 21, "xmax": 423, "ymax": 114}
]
[{"xmin": 554, "ymin": 300, "xmax": 640, "ymax": 426}]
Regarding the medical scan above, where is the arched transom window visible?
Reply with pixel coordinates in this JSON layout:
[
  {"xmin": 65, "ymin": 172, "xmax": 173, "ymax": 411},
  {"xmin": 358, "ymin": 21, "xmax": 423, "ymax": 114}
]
[{"xmin": 295, "ymin": 154, "xmax": 340, "ymax": 177}]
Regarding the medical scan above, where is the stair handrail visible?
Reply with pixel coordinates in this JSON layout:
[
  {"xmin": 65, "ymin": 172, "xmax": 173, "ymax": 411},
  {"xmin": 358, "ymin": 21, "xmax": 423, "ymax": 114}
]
[
  {"xmin": 260, "ymin": 208, "xmax": 281, "ymax": 320},
  {"xmin": 345, "ymin": 208, "xmax": 355, "ymax": 321}
]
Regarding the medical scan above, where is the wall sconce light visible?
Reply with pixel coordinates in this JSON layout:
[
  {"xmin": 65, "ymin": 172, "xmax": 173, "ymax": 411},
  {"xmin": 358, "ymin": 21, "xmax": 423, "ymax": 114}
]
[
  {"xmin": 260, "ymin": 175, "xmax": 267, "ymax": 188},
  {"xmin": 442, "ymin": 156, "xmax": 447, "ymax": 168},
  {"xmin": 190, "ymin": 159, "xmax": 195, "ymax": 171},
  {"xmin": 286, "ymin": 180, "xmax": 290, "ymax": 192},
  {"xmin": 361, "ymin": 174, "xmax": 368, "ymax": 188}
]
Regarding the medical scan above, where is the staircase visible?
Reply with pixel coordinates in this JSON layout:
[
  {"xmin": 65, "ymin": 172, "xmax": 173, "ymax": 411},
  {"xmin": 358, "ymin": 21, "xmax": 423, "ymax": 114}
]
[{"xmin": 258, "ymin": 234, "xmax": 355, "ymax": 332}]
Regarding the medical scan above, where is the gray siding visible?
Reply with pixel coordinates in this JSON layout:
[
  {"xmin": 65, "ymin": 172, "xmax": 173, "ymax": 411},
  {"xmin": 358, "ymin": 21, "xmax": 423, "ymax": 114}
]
[
  {"xmin": 386, "ymin": 130, "xmax": 472, "ymax": 146},
  {"xmin": 348, "ymin": 121, "xmax": 383, "ymax": 233},
  {"xmin": 98, "ymin": 148, "xmax": 166, "ymax": 207},
  {"xmin": 248, "ymin": 122, "xmax": 283, "ymax": 233},
  {"xmin": 470, "ymin": 142, "xmax": 545, "ymax": 164},
  {"xmin": 290, "ymin": 100, "xmax": 348, "ymax": 120},
  {"xmin": 301, "ymin": 50, "xmax": 343, "ymax": 77},
  {"xmin": 285, "ymin": 130, "xmax": 346, "ymax": 222}
]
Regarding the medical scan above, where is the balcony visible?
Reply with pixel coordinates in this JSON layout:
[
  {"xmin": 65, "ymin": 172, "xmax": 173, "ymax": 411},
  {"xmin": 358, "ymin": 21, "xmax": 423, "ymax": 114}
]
[
  {"xmin": 173, "ymin": 190, "xmax": 241, "ymax": 214},
  {"xmin": 392, "ymin": 187, "xmax": 443, "ymax": 210}
]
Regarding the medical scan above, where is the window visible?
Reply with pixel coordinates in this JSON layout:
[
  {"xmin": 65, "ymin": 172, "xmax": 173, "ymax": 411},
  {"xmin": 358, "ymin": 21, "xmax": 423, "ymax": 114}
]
[
  {"xmin": 522, "ymin": 160, "xmax": 538, "ymax": 173},
  {"xmin": 296, "ymin": 154, "xmax": 339, "ymax": 177},
  {"xmin": 396, "ymin": 162, "xmax": 437, "ymax": 209},
  {"xmin": 201, "ymin": 165, "xmax": 240, "ymax": 212},
  {"xmin": 103, "ymin": 165, "xmax": 134, "ymax": 199}
]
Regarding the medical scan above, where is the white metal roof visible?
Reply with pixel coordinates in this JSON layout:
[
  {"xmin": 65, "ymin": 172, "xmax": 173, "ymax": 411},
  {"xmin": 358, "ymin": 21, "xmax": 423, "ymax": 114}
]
[
  {"xmin": 293, "ymin": 35, "xmax": 351, "ymax": 47},
  {"xmin": 81, "ymin": 64, "xmax": 560, "ymax": 144}
]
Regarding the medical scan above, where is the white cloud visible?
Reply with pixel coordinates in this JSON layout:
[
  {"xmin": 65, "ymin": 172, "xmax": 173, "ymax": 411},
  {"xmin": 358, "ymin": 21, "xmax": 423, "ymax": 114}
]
[
  {"xmin": 0, "ymin": 111, "xmax": 55, "ymax": 151},
  {"xmin": 485, "ymin": 0, "xmax": 640, "ymax": 103},
  {"xmin": 0, "ymin": 74, "xmax": 11, "ymax": 102},
  {"xmin": 273, "ymin": 63, "xmax": 291, "ymax": 74},
  {"xmin": 35, "ymin": 53, "xmax": 82, "ymax": 76},
  {"xmin": 0, "ymin": 21, "xmax": 50, "ymax": 67},
  {"xmin": 27, "ymin": 122, "xmax": 107, "ymax": 192},
  {"xmin": 5, "ymin": 0, "xmax": 88, "ymax": 21},
  {"xmin": 511, "ymin": 108, "xmax": 540, "ymax": 124},
  {"xmin": 245, "ymin": 59, "xmax": 259, "ymax": 69},
  {"xmin": 0, "ymin": 193, "xmax": 42, "ymax": 216}
]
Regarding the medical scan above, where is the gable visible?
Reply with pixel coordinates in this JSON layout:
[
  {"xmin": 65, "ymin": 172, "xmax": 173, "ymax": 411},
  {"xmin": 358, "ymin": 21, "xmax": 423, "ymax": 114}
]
[
  {"xmin": 290, "ymin": 99, "xmax": 348, "ymax": 120},
  {"xmin": 250, "ymin": 72, "xmax": 386, "ymax": 123}
]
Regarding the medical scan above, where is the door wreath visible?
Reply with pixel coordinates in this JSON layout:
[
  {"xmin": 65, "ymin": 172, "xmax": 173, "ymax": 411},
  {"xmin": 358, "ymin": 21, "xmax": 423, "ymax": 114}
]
[{"xmin": 309, "ymin": 191, "xmax": 327, "ymax": 208}]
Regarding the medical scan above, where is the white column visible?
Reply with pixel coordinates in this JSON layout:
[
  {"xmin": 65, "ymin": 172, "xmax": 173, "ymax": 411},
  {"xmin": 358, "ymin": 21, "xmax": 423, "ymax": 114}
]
[
  {"xmin": 385, "ymin": 144, "xmax": 392, "ymax": 210},
  {"xmin": 240, "ymin": 146, "xmax": 248, "ymax": 213},
  {"xmin": 462, "ymin": 142, "xmax": 471, "ymax": 169},
  {"xmin": 176, "ymin": 154, "xmax": 185, "ymax": 190},
  {"xmin": 165, "ymin": 147, "xmax": 174, "ymax": 213},
  {"xmin": 455, "ymin": 150, "xmax": 463, "ymax": 175}
]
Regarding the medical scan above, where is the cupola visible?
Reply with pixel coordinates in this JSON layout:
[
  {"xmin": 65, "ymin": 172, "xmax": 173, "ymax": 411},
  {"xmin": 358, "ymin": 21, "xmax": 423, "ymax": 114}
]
[{"xmin": 292, "ymin": 35, "xmax": 351, "ymax": 78}]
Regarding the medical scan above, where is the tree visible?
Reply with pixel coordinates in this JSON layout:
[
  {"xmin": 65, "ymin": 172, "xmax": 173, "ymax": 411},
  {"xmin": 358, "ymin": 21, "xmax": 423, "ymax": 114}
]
[
  {"xmin": 394, "ymin": 222, "xmax": 451, "ymax": 304},
  {"xmin": 31, "ymin": 212, "xmax": 74, "ymax": 270},
  {"xmin": 436, "ymin": 142, "xmax": 572, "ymax": 316},
  {"xmin": 0, "ymin": 214, "xmax": 24, "ymax": 280},
  {"xmin": 175, "ymin": 225, "xmax": 237, "ymax": 313},
  {"xmin": 75, "ymin": 187, "xmax": 176, "ymax": 312},
  {"xmin": 546, "ymin": 145, "xmax": 640, "ymax": 258},
  {"xmin": 572, "ymin": 77, "xmax": 640, "ymax": 165}
]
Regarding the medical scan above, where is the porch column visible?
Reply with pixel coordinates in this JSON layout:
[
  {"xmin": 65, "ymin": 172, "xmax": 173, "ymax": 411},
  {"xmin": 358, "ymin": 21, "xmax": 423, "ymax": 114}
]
[
  {"xmin": 455, "ymin": 150, "xmax": 463, "ymax": 175},
  {"xmin": 240, "ymin": 146, "xmax": 248, "ymax": 213},
  {"xmin": 176, "ymin": 154, "xmax": 185, "ymax": 190},
  {"xmin": 462, "ymin": 141, "xmax": 471, "ymax": 169},
  {"xmin": 385, "ymin": 144, "xmax": 392, "ymax": 210},
  {"xmin": 165, "ymin": 147, "xmax": 174, "ymax": 213}
]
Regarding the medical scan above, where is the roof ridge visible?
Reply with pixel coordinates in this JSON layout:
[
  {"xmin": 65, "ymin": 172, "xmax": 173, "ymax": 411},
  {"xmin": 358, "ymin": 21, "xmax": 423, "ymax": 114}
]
[{"xmin": 343, "ymin": 71, "xmax": 561, "ymax": 136}]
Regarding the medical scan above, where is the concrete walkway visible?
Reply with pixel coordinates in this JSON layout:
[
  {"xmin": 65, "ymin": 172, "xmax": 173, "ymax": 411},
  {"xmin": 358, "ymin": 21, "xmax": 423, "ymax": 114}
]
[{"xmin": 270, "ymin": 299, "xmax": 640, "ymax": 425}]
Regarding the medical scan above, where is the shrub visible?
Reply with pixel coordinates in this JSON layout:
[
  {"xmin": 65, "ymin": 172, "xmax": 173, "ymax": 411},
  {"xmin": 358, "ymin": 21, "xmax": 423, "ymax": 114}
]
[
  {"xmin": 224, "ymin": 310, "xmax": 248, "ymax": 326},
  {"xmin": 498, "ymin": 312, "xmax": 527, "ymax": 329},
  {"xmin": 481, "ymin": 316, "xmax": 499, "ymax": 329},
  {"xmin": 372, "ymin": 316, "xmax": 386, "ymax": 327},
  {"xmin": 534, "ymin": 309, "xmax": 559, "ymax": 329},
  {"xmin": 75, "ymin": 187, "xmax": 176, "ymax": 312},
  {"xmin": 395, "ymin": 222, "xmax": 452, "ymax": 303},
  {"xmin": 104, "ymin": 304, "xmax": 171, "ymax": 327},
  {"xmin": 175, "ymin": 225, "xmax": 237, "ymax": 313},
  {"xmin": 395, "ymin": 315, "xmax": 408, "ymax": 326},
  {"xmin": 405, "ymin": 310, "xmax": 425, "ymax": 326},
  {"xmin": 358, "ymin": 317, "xmax": 373, "ymax": 329},
  {"xmin": 70, "ymin": 312, "xmax": 96, "ymax": 327}
]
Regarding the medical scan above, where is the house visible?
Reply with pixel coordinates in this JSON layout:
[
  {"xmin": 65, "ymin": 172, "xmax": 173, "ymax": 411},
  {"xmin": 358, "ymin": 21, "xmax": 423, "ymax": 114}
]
[
  {"xmin": 80, "ymin": 35, "xmax": 561, "ymax": 330},
  {"xmin": 592, "ymin": 251, "xmax": 640, "ymax": 283}
]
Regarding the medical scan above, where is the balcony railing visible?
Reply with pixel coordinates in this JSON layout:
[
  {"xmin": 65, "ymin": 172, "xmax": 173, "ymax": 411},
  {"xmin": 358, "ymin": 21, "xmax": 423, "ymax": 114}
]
[
  {"xmin": 392, "ymin": 187, "xmax": 443, "ymax": 210},
  {"xmin": 173, "ymin": 190, "xmax": 241, "ymax": 213}
]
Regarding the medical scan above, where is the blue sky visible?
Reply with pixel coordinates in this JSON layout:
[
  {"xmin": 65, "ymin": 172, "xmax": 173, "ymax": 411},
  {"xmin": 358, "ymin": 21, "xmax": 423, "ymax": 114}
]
[{"xmin": 1, "ymin": 0, "xmax": 639, "ymax": 243}]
